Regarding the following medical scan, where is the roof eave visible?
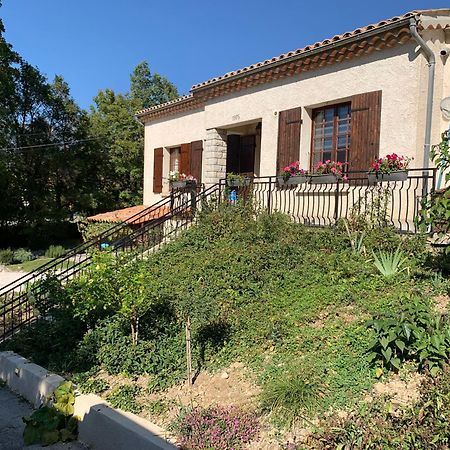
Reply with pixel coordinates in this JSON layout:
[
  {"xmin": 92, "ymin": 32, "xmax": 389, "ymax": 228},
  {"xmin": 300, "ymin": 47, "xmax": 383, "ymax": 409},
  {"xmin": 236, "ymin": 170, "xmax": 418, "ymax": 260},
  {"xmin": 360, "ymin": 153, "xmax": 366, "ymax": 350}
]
[{"xmin": 191, "ymin": 15, "xmax": 415, "ymax": 94}]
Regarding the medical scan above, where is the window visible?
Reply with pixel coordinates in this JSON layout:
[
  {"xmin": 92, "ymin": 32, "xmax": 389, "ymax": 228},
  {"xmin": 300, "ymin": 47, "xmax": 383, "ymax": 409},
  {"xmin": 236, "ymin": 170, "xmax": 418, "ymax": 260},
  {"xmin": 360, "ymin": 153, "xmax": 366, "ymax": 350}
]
[
  {"xmin": 169, "ymin": 147, "xmax": 181, "ymax": 172},
  {"xmin": 311, "ymin": 103, "xmax": 351, "ymax": 169}
]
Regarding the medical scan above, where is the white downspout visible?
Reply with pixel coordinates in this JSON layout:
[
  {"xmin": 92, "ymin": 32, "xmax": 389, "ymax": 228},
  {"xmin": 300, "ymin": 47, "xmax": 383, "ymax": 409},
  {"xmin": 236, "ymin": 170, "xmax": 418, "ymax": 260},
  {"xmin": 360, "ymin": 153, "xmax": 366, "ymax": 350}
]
[{"xmin": 409, "ymin": 17, "xmax": 436, "ymax": 172}]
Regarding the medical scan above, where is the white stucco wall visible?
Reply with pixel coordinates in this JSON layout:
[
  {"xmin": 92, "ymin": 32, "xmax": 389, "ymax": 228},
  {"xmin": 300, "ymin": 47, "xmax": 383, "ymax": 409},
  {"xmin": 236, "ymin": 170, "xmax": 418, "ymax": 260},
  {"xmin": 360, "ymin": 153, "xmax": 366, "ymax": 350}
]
[
  {"xmin": 144, "ymin": 109, "xmax": 206, "ymax": 203},
  {"xmin": 143, "ymin": 27, "xmax": 449, "ymax": 205}
]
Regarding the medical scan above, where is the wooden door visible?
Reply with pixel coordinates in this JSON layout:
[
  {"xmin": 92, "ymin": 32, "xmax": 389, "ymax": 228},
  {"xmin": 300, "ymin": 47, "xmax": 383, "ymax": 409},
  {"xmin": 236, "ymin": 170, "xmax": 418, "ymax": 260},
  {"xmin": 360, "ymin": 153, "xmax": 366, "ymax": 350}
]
[
  {"xmin": 240, "ymin": 135, "xmax": 256, "ymax": 176},
  {"xmin": 226, "ymin": 135, "xmax": 241, "ymax": 174}
]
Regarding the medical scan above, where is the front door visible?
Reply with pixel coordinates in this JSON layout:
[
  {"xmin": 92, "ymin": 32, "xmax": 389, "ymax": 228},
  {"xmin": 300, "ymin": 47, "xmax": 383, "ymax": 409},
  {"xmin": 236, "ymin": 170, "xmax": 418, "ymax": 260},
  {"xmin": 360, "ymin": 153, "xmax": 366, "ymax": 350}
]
[{"xmin": 226, "ymin": 134, "xmax": 256, "ymax": 176}]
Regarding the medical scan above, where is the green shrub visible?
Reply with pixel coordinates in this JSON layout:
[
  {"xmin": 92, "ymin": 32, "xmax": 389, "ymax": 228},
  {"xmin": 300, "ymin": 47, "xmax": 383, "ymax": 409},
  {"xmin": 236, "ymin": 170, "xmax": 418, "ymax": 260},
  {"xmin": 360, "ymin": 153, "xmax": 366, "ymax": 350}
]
[
  {"xmin": 146, "ymin": 399, "xmax": 169, "ymax": 416},
  {"xmin": 367, "ymin": 301, "xmax": 450, "ymax": 376},
  {"xmin": 13, "ymin": 247, "xmax": 34, "ymax": 263},
  {"xmin": 261, "ymin": 372, "xmax": 325, "ymax": 425},
  {"xmin": 74, "ymin": 376, "xmax": 109, "ymax": 395},
  {"xmin": 106, "ymin": 385, "xmax": 142, "ymax": 414},
  {"xmin": 0, "ymin": 248, "xmax": 14, "ymax": 265},
  {"xmin": 45, "ymin": 245, "xmax": 66, "ymax": 258}
]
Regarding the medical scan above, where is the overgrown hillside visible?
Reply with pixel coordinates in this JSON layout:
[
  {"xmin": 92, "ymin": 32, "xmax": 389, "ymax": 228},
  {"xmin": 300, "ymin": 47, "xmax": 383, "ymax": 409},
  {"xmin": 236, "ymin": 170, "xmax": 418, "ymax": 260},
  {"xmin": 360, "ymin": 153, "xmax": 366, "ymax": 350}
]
[{"xmin": 4, "ymin": 203, "xmax": 450, "ymax": 449}]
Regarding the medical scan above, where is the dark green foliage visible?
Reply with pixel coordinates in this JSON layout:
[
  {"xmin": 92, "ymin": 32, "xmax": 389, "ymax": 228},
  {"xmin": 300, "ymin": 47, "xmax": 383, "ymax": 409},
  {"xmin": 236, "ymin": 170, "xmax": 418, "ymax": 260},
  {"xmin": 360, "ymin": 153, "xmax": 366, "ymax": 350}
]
[
  {"xmin": 0, "ymin": 12, "xmax": 178, "ymax": 246},
  {"xmin": 72, "ymin": 373, "xmax": 109, "ymax": 395},
  {"xmin": 367, "ymin": 301, "xmax": 450, "ymax": 376},
  {"xmin": 0, "ymin": 248, "xmax": 14, "ymax": 264},
  {"xmin": 2, "ymin": 310, "xmax": 85, "ymax": 373},
  {"xmin": 44, "ymin": 245, "xmax": 66, "ymax": 258},
  {"xmin": 12, "ymin": 248, "xmax": 34, "ymax": 263},
  {"xmin": 106, "ymin": 385, "xmax": 142, "ymax": 414},
  {"xmin": 23, "ymin": 381, "xmax": 78, "ymax": 446}
]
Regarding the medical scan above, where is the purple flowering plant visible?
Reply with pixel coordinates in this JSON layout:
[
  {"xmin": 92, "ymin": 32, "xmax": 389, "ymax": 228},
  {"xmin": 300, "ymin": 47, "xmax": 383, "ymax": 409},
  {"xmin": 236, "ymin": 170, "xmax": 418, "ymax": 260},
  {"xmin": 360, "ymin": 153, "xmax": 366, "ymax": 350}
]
[{"xmin": 174, "ymin": 405, "xmax": 260, "ymax": 450}]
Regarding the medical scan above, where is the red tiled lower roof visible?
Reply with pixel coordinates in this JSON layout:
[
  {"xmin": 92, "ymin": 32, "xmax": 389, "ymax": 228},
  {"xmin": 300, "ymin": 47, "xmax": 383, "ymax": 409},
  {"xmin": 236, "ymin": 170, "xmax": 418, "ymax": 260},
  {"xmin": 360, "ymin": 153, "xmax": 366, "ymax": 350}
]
[{"xmin": 87, "ymin": 205, "xmax": 170, "ymax": 224}]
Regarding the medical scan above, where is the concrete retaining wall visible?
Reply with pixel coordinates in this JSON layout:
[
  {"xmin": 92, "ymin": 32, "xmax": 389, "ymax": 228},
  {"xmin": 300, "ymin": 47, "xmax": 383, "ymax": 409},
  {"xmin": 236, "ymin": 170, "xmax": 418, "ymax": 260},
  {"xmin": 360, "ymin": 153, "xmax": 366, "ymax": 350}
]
[
  {"xmin": 0, "ymin": 351, "xmax": 179, "ymax": 449},
  {"xmin": 0, "ymin": 351, "xmax": 64, "ymax": 408}
]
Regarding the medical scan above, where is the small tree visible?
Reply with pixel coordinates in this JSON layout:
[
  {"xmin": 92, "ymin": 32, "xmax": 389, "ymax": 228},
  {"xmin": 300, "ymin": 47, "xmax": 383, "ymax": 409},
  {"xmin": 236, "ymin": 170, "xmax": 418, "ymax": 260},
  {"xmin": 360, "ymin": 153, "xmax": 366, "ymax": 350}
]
[
  {"xmin": 174, "ymin": 269, "xmax": 218, "ymax": 386},
  {"xmin": 117, "ymin": 260, "xmax": 159, "ymax": 345}
]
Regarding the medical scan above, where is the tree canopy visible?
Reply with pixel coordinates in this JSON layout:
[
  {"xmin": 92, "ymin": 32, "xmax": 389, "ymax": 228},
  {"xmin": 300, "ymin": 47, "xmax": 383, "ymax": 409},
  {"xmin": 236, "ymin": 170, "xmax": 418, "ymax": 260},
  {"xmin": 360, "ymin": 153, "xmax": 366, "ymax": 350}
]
[{"xmin": 0, "ymin": 13, "xmax": 179, "ymax": 247}]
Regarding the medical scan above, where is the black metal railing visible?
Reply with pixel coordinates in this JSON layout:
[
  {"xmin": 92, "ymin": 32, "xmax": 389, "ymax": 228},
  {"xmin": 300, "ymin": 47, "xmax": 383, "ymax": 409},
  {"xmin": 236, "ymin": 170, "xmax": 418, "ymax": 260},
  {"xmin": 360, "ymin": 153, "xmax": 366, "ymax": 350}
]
[
  {"xmin": 219, "ymin": 168, "xmax": 436, "ymax": 233},
  {"xmin": 0, "ymin": 184, "xmax": 220, "ymax": 342}
]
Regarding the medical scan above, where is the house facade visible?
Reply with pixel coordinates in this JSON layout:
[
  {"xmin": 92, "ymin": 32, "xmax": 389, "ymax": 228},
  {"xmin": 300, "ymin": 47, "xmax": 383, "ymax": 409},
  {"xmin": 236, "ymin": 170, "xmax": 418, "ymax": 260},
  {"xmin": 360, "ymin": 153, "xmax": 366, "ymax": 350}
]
[{"xmin": 137, "ymin": 9, "xmax": 450, "ymax": 205}]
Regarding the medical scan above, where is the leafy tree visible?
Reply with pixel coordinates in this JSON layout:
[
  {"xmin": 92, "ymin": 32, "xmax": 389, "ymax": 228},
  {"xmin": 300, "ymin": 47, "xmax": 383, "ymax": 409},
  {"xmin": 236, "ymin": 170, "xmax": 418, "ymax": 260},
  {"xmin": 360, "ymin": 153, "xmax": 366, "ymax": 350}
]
[
  {"xmin": 88, "ymin": 89, "xmax": 144, "ymax": 209},
  {"xmin": 130, "ymin": 61, "xmax": 178, "ymax": 109},
  {"xmin": 0, "ymin": 5, "xmax": 180, "ymax": 245},
  {"xmin": 88, "ymin": 61, "xmax": 178, "ymax": 210}
]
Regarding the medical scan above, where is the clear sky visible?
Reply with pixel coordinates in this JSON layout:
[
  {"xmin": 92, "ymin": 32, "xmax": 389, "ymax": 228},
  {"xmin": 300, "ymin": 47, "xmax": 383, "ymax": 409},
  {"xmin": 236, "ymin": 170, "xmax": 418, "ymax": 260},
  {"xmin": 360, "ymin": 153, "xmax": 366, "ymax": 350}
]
[{"xmin": 2, "ymin": 1, "xmax": 447, "ymax": 110}]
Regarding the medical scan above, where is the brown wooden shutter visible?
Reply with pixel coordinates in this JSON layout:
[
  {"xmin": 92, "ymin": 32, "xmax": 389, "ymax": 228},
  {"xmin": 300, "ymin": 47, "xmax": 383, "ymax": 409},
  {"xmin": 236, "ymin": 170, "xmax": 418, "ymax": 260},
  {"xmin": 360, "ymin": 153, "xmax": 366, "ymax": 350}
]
[
  {"xmin": 153, "ymin": 148, "xmax": 164, "ymax": 193},
  {"xmin": 349, "ymin": 91, "xmax": 382, "ymax": 173},
  {"xmin": 277, "ymin": 107, "xmax": 302, "ymax": 173},
  {"xmin": 180, "ymin": 143, "xmax": 191, "ymax": 175},
  {"xmin": 190, "ymin": 140, "xmax": 203, "ymax": 183}
]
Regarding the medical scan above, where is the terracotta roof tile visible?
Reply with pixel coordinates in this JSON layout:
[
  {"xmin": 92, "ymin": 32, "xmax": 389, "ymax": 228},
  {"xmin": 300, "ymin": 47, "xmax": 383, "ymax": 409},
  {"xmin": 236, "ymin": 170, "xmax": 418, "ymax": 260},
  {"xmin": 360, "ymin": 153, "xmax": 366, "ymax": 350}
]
[
  {"xmin": 135, "ymin": 94, "xmax": 195, "ymax": 118},
  {"xmin": 87, "ymin": 205, "xmax": 170, "ymax": 224}
]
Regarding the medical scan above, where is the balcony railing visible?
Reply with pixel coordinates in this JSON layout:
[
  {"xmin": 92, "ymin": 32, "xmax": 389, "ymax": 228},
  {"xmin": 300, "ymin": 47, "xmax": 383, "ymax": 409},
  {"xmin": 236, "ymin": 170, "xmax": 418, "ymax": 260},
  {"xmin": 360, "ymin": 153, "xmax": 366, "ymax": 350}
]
[{"xmin": 219, "ymin": 168, "xmax": 437, "ymax": 233}]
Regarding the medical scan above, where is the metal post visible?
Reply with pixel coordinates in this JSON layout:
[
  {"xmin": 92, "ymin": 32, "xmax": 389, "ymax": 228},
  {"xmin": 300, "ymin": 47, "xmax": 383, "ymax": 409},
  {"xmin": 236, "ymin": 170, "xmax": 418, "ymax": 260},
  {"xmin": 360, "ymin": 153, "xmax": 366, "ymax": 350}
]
[
  {"xmin": 334, "ymin": 178, "xmax": 340, "ymax": 223},
  {"xmin": 190, "ymin": 187, "xmax": 197, "ymax": 214},
  {"xmin": 268, "ymin": 177, "xmax": 273, "ymax": 214}
]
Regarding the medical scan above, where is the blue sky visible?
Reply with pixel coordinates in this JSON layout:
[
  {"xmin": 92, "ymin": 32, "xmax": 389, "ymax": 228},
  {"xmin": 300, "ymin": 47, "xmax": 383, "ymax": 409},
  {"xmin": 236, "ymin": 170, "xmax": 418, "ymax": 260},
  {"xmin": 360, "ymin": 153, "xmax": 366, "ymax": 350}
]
[{"xmin": 2, "ymin": 1, "xmax": 447, "ymax": 109}]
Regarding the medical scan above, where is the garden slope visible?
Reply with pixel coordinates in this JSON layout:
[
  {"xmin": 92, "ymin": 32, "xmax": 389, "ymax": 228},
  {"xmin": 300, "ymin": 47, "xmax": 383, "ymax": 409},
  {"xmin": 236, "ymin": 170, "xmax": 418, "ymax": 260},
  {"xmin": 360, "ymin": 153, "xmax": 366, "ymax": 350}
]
[{"xmin": 2, "ymin": 205, "xmax": 446, "ymax": 447}]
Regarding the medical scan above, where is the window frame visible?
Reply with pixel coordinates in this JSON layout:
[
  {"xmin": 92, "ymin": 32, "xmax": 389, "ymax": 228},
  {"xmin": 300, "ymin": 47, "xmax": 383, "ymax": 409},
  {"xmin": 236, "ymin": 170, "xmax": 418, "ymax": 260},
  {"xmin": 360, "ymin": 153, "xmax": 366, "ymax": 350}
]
[
  {"xmin": 310, "ymin": 102, "xmax": 351, "ymax": 171},
  {"xmin": 169, "ymin": 146, "xmax": 181, "ymax": 173}
]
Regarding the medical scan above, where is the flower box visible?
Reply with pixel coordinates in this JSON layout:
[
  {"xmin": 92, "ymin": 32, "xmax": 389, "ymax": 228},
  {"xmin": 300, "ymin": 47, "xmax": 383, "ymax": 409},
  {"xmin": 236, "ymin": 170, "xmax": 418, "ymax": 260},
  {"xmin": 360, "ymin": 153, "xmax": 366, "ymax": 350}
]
[
  {"xmin": 171, "ymin": 180, "xmax": 197, "ymax": 189},
  {"xmin": 226, "ymin": 178, "xmax": 252, "ymax": 187},
  {"xmin": 309, "ymin": 174, "xmax": 339, "ymax": 184},
  {"xmin": 277, "ymin": 175, "xmax": 309, "ymax": 187},
  {"xmin": 367, "ymin": 170, "xmax": 408, "ymax": 183}
]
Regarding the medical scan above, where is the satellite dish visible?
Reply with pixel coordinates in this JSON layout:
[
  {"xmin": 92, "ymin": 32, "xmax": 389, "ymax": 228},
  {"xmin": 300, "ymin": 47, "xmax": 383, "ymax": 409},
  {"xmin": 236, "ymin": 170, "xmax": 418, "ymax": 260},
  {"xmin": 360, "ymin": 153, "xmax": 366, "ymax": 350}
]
[{"xmin": 441, "ymin": 97, "xmax": 450, "ymax": 120}]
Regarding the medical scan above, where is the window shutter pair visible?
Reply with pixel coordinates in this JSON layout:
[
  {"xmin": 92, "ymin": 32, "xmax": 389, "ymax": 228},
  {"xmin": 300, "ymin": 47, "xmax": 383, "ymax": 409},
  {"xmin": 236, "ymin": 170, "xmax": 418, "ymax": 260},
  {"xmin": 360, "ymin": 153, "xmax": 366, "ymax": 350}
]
[
  {"xmin": 153, "ymin": 141, "xmax": 203, "ymax": 193},
  {"xmin": 276, "ymin": 91, "xmax": 382, "ymax": 174}
]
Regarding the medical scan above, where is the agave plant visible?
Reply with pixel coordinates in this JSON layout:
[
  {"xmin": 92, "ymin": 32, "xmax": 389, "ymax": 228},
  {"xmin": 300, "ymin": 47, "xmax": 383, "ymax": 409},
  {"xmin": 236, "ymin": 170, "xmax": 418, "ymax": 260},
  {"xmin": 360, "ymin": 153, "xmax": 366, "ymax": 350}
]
[
  {"xmin": 372, "ymin": 246, "xmax": 408, "ymax": 277},
  {"xmin": 343, "ymin": 219, "xmax": 365, "ymax": 255}
]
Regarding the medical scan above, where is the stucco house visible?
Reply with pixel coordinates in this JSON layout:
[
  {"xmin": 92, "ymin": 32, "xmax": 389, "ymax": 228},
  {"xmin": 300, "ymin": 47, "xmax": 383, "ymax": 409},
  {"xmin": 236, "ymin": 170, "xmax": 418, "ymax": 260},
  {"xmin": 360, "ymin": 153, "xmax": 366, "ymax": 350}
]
[{"xmin": 135, "ymin": 9, "xmax": 450, "ymax": 206}]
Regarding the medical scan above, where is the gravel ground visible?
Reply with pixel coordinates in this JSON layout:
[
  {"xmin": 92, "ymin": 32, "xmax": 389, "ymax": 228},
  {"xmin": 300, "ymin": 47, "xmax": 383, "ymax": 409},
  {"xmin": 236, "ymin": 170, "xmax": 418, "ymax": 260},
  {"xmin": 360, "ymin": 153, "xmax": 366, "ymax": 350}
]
[
  {"xmin": 0, "ymin": 269, "xmax": 27, "ymax": 292},
  {"xmin": 0, "ymin": 386, "xmax": 88, "ymax": 450}
]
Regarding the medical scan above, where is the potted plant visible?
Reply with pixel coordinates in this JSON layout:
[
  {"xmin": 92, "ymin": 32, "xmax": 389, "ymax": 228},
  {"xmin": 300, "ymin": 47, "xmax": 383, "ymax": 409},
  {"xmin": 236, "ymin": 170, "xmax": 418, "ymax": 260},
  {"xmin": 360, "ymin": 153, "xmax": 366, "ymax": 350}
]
[
  {"xmin": 310, "ymin": 160, "xmax": 347, "ymax": 184},
  {"xmin": 226, "ymin": 173, "xmax": 252, "ymax": 187},
  {"xmin": 277, "ymin": 161, "xmax": 309, "ymax": 186},
  {"xmin": 168, "ymin": 171, "xmax": 197, "ymax": 189},
  {"xmin": 368, "ymin": 153, "xmax": 411, "ymax": 183}
]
